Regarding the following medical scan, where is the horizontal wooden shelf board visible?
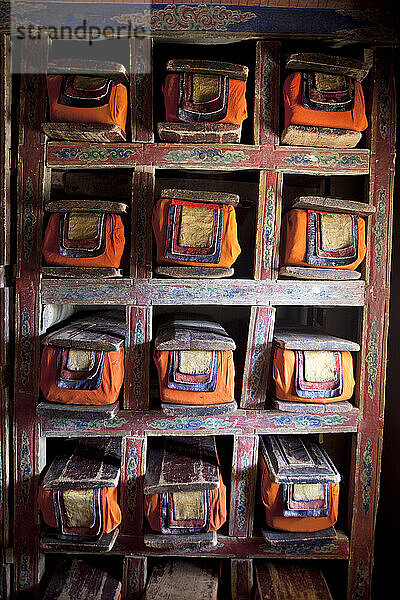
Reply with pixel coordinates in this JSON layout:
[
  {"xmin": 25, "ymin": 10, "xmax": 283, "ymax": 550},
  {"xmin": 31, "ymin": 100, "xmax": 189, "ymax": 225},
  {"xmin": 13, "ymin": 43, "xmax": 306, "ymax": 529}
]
[
  {"xmin": 46, "ymin": 142, "xmax": 370, "ymax": 175},
  {"xmin": 41, "ymin": 532, "xmax": 349, "ymax": 559},
  {"xmin": 38, "ymin": 408, "xmax": 360, "ymax": 437},
  {"xmin": 40, "ymin": 278, "xmax": 365, "ymax": 307}
]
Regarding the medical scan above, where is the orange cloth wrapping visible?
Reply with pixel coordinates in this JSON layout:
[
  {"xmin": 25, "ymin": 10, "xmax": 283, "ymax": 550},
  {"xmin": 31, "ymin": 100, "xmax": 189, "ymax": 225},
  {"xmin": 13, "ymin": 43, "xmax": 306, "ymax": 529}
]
[
  {"xmin": 260, "ymin": 456, "xmax": 339, "ymax": 532},
  {"xmin": 39, "ymin": 346, "xmax": 124, "ymax": 406},
  {"xmin": 162, "ymin": 74, "xmax": 248, "ymax": 125},
  {"xmin": 42, "ymin": 213, "xmax": 126, "ymax": 268},
  {"xmin": 46, "ymin": 75, "xmax": 128, "ymax": 130},
  {"xmin": 144, "ymin": 474, "xmax": 227, "ymax": 533},
  {"xmin": 152, "ymin": 198, "xmax": 241, "ymax": 268},
  {"xmin": 271, "ymin": 347, "xmax": 355, "ymax": 404},
  {"xmin": 281, "ymin": 209, "xmax": 367, "ymax": 271},
  {"xmin": 38, "ymin": 485, "xmax": 121, "ymax": 533},
  {"xmin": 283, "ymin": 72, "xmax": 368, "ymax": 132},
  {"xmin": 154, "ymin": 349, "xmax": 234, "ymax": 406}
]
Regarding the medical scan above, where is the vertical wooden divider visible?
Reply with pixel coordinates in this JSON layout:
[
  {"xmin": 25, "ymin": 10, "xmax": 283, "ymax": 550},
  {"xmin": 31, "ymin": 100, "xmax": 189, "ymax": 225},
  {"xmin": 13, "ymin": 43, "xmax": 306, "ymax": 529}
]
[
  {"xmin": 231, "ymin": 559, "xmax": 253, "ymax": 600},
  {"xmin": 241, "ymin": 306, "xmax": 276, "ymax": 409},
  {"xmin": 347, "ymin": 47, "xmax": 396, "ymax": 600},
  {"xmin": 131, "ymin": 167, "xmax": 154, "ymax": 279},
  {"xmin": 124, "ymin": 305, "xmax": 152, "ymax": 410},
  {"xmin": 120, "ymin": 436, "xmax": 147, "ymax": 537},
  {"xmin": 130, "ymin": 36, "xmax": 153, "ymax": 143},
  {"xmin": 122, "ymin": 556, "xmax": 148, "ymax": 600},
  {"xmin": 14, "ymin": 34, "xmax": 49, "ymax": 597},
  {"xmin": 254, "ymin": 171, "xmax": 282, "ymax": 280},
  {"xmin": 254, "ymin": 41, "xmax": 280, "ymax": 147},
  {"xmin": 229, "ymin": 435, "xmax": 259, "ymax": 538}
]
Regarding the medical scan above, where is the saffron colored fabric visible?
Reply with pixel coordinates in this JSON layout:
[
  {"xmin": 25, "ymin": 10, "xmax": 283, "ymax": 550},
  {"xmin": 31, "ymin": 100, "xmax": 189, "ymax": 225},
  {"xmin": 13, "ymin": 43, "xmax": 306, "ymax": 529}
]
[
  {"xmin": 162, "ymin": 73, "xmax": 247, "ymax": 125},
  {"xmin": 283, "ymin": 72, "xmax": 368, "ymax": 132},
  {"xmin": 152, "ymin": 198, "xmax": 241, "ymax": 268},
  {"xmin": 281, "ymin": 209, "xmax": 367, "ymax": 271},
  {"xmin": 144, "ymin": 474, "xmax": 226, "ymax": 533},
  {"xmin": 39, "ymin": 346, "xmax": 124, "ymax": 406},
  {"xmin": 259, "ymin": 456, "xmax": 339, "ymax": 532},
  {"xmin": 38, "ymin": 485, "xmax": 121, "ymax": 534},
  {"xmin": 46, "ymin": 75, "xmax": 128, "ymax": 130},
  {"xmin": 271, "ymin": 347, "xmax": 355, "ymax": 404},
  {"xmin": 154, "ymin": 349, "xmax": 234, "ymax": 406},
  {"xmin": 42, "ymin": 213, "xmax": 125, "ymax": 268}
]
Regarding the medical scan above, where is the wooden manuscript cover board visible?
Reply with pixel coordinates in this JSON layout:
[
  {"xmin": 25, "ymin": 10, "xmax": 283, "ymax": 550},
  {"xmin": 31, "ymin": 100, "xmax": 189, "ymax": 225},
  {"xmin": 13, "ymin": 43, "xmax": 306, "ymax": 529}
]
[
  {"xmin": 260, "ymin": 435, "xmax": 340, "ymax": 484},
  {"xmin": 42, "ymin": 311, "xmax": 125, "ymax": 351},
  {"xmin": 143, "ymin": 561, "xmax": 219, "ymax": 600},
  {"xmin": 43, "ymin": 559, "xmax": 122, "ymax": 600},
  {"xmin": 255, "ymin": 562, "xmax": 333, "ymax": 600},
  {"xmin": 47, "ymin": 58, "xmax": 128, "ymax": 83},
  {"xmin": 144, "ymin": 436, "xmax": 220, "ymax": 494},
  {"xmin": 288, "ymin": 196, "xmax": 376, "ymax": 217},
  {"xmin": 45, "ymin": 200, "xmax": 128, "ymax": 214},
  {"xmin": 273, "ymin": 328, "xmax": 360, "ymax": 352},
  {"xmin": 42, "ymin": 438, "xmax": 121, "ymax": 490},
  {"xmin": 155, "ymin": 316, "xmax": 235, "ymax": 351}
]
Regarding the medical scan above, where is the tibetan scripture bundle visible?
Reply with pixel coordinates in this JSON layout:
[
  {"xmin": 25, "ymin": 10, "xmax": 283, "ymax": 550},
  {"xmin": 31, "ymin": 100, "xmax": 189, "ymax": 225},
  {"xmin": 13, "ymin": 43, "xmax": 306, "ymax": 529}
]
[
  {"xmin": 270, "ymin": 328, "xmax": 359, "ymax": 408},
  {"xmin": 143, "ymin": 561, "xmax": 219, "ymax": 600},
  {"xmin": 43, "ymin": 559, "xmax": 122, "ymax": 600},
  {"xmin": 154, "ymin": 315, "xmax": 236, "ymax": 416},
  {"xmin": 158, "ymin": 59, "xmax": 248, "ymax": 143},
  {"xmin": 42, "ymin": 199, "xmax": 127, "ymax": 278},
  {"xmin": 43, "ymin": 59, "xmax": 128, "ymax": 141},
  {"xmin": 281, "ymin": 53, "xmax": 370, "ymax": 148},
  {"xmin": 144, "ymin": 437, "xmax": 226, "ymax": 549},
  {"xmin": 152, "ymin": 189, "xmax": 241, "ymax": 278},
  {"xmin": 259, "ymin": 435, "xmax": 341, "ymax": 534},
  {"xmin": 38, "ymin": 438, "xmax": 121, "ymax": 551},
  {"xmin": 38, "ymin": 311, "xmax": 125, "ymax": 418},
  {"xmin": 255, "ymin": 562, "xmax": 333, "ymax": 600},
  {"xmin": 279, "ymin": 197, "xmax": 375, "ymax": 281}
]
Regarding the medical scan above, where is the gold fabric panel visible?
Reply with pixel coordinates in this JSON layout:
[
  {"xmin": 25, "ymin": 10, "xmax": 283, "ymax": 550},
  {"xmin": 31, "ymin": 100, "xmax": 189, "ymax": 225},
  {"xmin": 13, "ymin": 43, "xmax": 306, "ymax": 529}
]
[
  {"xmin": 293, "ymin": 483, "xmax": 325, "ymax": 501},
  {"xmin": 303, "ymin": 351, "xmax": 337, "ymax": 383},
  {"xmin": 67, "ymin": 349, "xmax": 96, "ymax": 372},
  {"xmin": 63, "ymin": 489, "xmax": 95, "ymax": 528},
  {"xmin": 192, "ymin": 74, "xmax": 220, "ymax": 103},
  {"xmin": 179, "ymin": 350, "xmax": 213, "ymax": 374},
  {"xmin": 67, "ymin": 212, "xmax": 100, "ymax": 240},
  {"xmin": 320, "ymin": 213, "xmax": 353, "ymax": 251},
  {"xmin": 314, "ymin": 73, "xmax": 347, "ymax": 92},
  {"xmin": 73, "ymin": 76, "xmax": 108, "ymax": 90},
  {"xmin": 172, "ymin": 491, "xmax": 204, "ymax": 520},
  {"xmin": 179, "ymin": 206, "xmax": 214, "ymax": 248}
]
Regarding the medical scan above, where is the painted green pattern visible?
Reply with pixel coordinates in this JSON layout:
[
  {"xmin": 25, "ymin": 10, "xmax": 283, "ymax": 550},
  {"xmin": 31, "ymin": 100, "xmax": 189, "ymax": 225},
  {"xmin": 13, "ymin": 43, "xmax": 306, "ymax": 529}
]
[
  {"xmin": 20, "ymin": 431, "xmax": 32, "ymax": 506},
  {"xmin": 365, "ymin": 317, "xmax": 379, "ymax": 399},
  {"xmin": 373, "ymin": 187, "xmax": 387, "ymax": 270},
  {"xmin": 283, "ymin": 153, "xmax": 367, "ymax": 168},
  {"xmin": 236, "ymin": 451, "xmax": 249, "ymax": 530},
  {"xmin": 353, "ymin": 559, "xmax": 366, "ymax": 600},
  {"xmin": 263, "ymin": 186, "xmax": 275, "ymax": 271},
  {"xmin": 361, "ymin": 439, "xmax": 373, "ymax": 514},
  {"xmin": 20, "ymin": 307, "xmax": 32, "ymax": 387},
  {"xmin": 162, "ymin": 148, "xmax": 250, "ymax": 164},
  {"xmin": 23, "ymin": 177, "xmax": 35, "ymax": 262}
]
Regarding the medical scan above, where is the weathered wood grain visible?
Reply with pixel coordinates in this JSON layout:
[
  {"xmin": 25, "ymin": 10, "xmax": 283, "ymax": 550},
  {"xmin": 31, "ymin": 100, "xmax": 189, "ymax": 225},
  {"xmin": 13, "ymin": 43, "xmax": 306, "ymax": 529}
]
[
  {"xmin": 262, "ymin": 526, "xmax": 337, "ymax": 547},
  {"xmin": 279, "ymin": 266, "xmax": 362, "ymax": 281},
  {"xmin": 157, "ymin": 122, "xmax": 242, "ymax": 143},
  {"xmin": 160, "ymin": 188, "xmax": 239, "ymax": 207},
  {"xmin": 42, "ymin": 311, "xmax": 125, "ymax": 351},
  {"xmin": 285, "ymin": 53, "xmax": 370, "ymax": 81},
  {"xmin": 255, "ymin": 562, "xmax": 333, "ymax": 600},
  {"xmin": 43, "ymin": 559, "xmax": 122, "ymax": 600},
  {"xmin": 47, "ymin": 58, "xmax": 128, "ymax": 82},
  {"xmin": 120, "ymin": 437, "xmax": 147, "ymax": 537},
  {"xmin": 166, "ymin": 59, "xmax": 248, "ymax": 81},
  {"xmin": 42, "ymin": 123, "xmax": 127, "ymax": 142},
  {"xmin": 273, "ymin": 328, "xmax": 360, "ymax": 351},
  {"xmin": 272, "ymin": 398, "xmax": 356, "ymax": 414},
  {"xmin": 155, "ymin": 317, "xmax": 236, "ymax": 351},
  {"xmin": 144, "ymin": 436, "xmax": 219, "ymax": 495},
  {"xmin": 143, "ymin": 561, "xmax": 218, "ymax": 599},
  {"xmin": 281, "ymin": 126, "xmax": 362, "ymax": 149},
  {"xmin": 130, "ymin": 37, "xmax": 154, "ymax": 143},
  {"xmin": 229, "ymin": 435, "xmax": 258, "ymax": 538},
  {"xmin": 0, "ymin": 35, "xmax": 10, "ymax": 268},
  {"xmin": 40, "ymin": 528, "xmax": 119, "ymax": 553},
  {"xmin": 161, "ymin": 400, "xmax": 237, "ymax": 417},
  {"xmin": 40, "ymin": 304, "xmax": 76, "ymax": 334},
  {"xmin": 122, "ymin": 556, "xmax": 147, "ymax": 600},
  {"xmin": 41, "ymin": 438, "xmax": 121, "ymax": 490},
  {"xmin": 144, "ymin": 531, "xmax": 217, "ymax": 550},
  {"xmin": 156, "ymin": 266, "xmax": 234, "ymax": 279},
  {"xmin": 41, "ymin": 267, "xmax": 124, "ymax": 279},
  {"xmin": 287, "ymin": 196, "xmax": 376, "ymax": 216},
  {"xmin": 45, "ymin": 200, "xmax": 128, "ymax": 213},
  {"xmin": 37, "ymin": 400, "xmax": 119, "ymax": 420},
  {"xmin": 231, "ymin": 559, "xmax": 253, "ymax": 600}
]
